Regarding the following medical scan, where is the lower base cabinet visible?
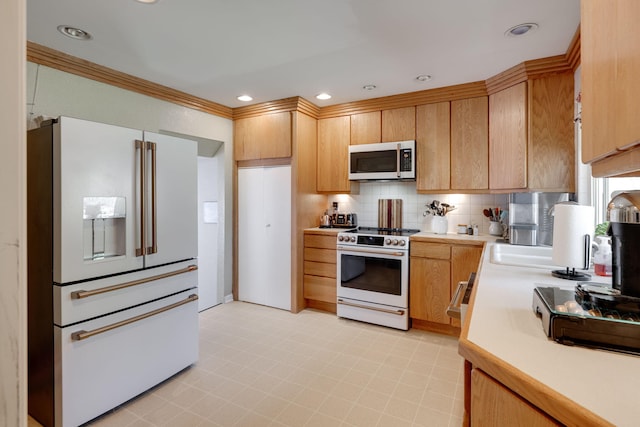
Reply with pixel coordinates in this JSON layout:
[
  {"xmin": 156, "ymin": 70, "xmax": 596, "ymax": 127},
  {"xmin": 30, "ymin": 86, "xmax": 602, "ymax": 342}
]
[
  {"xmin": 303, "ymin": 231, "xmax": 337, "ymax": 312},
  {"xmin": 470, "ymin": 368, "xmax": 560, "ymax": 426}
]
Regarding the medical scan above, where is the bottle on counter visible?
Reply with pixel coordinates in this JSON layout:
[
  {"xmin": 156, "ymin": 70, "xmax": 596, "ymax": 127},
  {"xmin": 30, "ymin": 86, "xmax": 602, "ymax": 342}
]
[{"xmin": 473, "ymin": 224, "xmax": 479, "ymax": 236}]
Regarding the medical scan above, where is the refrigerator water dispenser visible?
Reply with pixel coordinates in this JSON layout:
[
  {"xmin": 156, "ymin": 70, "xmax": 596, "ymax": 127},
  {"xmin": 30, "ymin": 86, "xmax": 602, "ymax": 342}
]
[{"xmin": 82, "ymin": 196, "xmax": 126, "ymax": 260}]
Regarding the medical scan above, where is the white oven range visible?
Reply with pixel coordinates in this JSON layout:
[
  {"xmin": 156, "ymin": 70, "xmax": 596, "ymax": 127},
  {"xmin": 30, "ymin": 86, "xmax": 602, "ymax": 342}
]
[{"xmin": 336, "ymin": 227, "xmax": 419, "ymax": 330}]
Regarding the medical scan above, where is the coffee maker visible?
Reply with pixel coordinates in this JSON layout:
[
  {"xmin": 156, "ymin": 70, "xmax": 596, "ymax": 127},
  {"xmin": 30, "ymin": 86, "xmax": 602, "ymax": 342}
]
[{"xmin": 608, "ymin": 191, "xmax": 640, "ymax": 298}]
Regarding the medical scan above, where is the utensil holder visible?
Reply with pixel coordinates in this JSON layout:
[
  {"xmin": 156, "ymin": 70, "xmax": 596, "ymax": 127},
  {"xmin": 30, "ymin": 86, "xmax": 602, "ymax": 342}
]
[
  {"xmin": 432, "ymin": 216, "xmax": 448, "ymax": 234},
  {"xmin": 489, "ymin": 221, "xmax": 502, "ymax": 236}
]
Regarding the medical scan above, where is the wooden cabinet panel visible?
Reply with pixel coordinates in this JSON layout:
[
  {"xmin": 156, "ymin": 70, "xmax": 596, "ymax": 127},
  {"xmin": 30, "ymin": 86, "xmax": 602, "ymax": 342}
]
[
  {"xmin": 489, "ymin": 83, "xmax": 527, "ymax": 189},
  {"xmin": 382, "ymin": 107, "xmax": 416, "ymax": 142},
  {"xmin": 416, "ymin": 102, "xmax": 451, "ymax": 191},
  {"xmin": 581, "ymin": 0, "xmax": 640, "ymax": 165},
  {"xmin": 410, "ymin": 257, "xmax": 451, "ymax": 324},
  {"xmin": 411, "ymin": 242, "xmax": 451, "ymax": 260},
  {"xmin": 450, "ymin": 245, "xmax": 482, "ymax": 327},
  {"xmin": 451, "ymin": 97, "xmax": 489, "ymax": 190},
  {"xmin": 304, "ymin": 234, "xmax": 337, "ymax": 249},
  {"xmin": 471, "ymin": 369, "xmax": 560, "ymax": 426},
  {"xmin": 304, "ymin": 261, "xmax": 336, "ymax": 278},
  {"xmin": 304, "ymin": 247, "xmax": 336, "ymax": 264},
  {"xmin": 234, "ymin": 112, "xmax": 292, "ymax": 161},
  {"xmin": 351, "ymin": 111, "xmax": 381, "ymax": 145},
  {"xmin": 528, "ymin": 75, "xmax": 575, "ymax": 191},
  {"xmin": 317, "ymin": 116, "xmax": 351, "ymax": 192},
  {"xmin": 303, "ymin": 275, "xmax": 336, "ymax": 303}
]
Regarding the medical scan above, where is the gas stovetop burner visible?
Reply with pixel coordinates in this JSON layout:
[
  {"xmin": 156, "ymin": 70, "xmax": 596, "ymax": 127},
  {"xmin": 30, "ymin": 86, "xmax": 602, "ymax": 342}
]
[{"xmin": 351, "ymin": 226, "xmax": 421, "ymax": 236}]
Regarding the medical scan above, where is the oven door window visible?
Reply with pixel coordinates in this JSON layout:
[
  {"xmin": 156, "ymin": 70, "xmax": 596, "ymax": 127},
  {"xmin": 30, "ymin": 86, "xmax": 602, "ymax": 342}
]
[{"xmin": 340, "ymin": 253, "xmax": 401, "ymax": 295}]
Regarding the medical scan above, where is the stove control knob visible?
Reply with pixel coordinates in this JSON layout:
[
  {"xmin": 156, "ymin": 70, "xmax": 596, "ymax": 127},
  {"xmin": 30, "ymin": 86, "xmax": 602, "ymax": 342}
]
[
  {"xmin": 385, "ymin": 238, "xmax": 392, "ymax": 245},
  {"xmin": 399, "ymin": 240, "xmax": 406, "ymax": 247},
  {"xmin": 337, "ymin": 236, "xmax": 343, "ymax": 242},
  {"xmin": 392, "ymin": 239, "xmax": 399, "ymax": 246},
  {"xmin": 350, "ymin": 236, "xmax": 356, "ymax": 242}
]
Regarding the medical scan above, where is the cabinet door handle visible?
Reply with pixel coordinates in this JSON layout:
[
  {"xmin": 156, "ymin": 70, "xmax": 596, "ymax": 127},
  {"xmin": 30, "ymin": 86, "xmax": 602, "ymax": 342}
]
[
  {"xmin": 71, "ymin": 264, "xmax": 198, "ymax": 299},
  {"xmin": 446, "ymin": 280, "xmax": 468, "ymax": 319},
  {"xmin": 71, "ymin": 294, "xmax": 198, "ymax": 341}
]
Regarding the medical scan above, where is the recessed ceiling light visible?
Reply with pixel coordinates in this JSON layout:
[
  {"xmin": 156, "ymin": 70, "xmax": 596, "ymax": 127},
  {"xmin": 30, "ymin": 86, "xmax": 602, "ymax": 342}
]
[
  {"xmin": 362, "ymin": 85, "xmax": 377, "ymax": 91},
  {"xmin": 416, "ymin": 75, "xmax": 432, "ymax": 82},
  {"xmin": 57, "ymin": 25, "xmax": 92, "ymax": 40},
  {"xmin": 316, "ymin": 93, "xmax": 332, "ymax": 100},
  {"xmin": 237, "ymin": 95, "xmax": 253, "ymax": 102},
  {"xmin": 505, "ymin": 23, "xmax": 539, "ymax": 37},
  {"xmin": 135, "ymin": 0, "xmax": 158, "ymax": 3}
]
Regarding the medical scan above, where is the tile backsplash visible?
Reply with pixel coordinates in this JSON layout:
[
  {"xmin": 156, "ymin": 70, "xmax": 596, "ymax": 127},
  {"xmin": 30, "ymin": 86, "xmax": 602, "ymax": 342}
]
[{"xmin": 327, "ymin": 182, "xmax": 508, "ymax": 235}]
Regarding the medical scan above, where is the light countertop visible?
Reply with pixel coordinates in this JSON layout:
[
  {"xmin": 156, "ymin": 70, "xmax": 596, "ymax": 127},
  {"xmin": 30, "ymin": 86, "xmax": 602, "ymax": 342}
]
[{"xmin": 462, "ymin": 242, "xmax": 638, "ymax": 426}]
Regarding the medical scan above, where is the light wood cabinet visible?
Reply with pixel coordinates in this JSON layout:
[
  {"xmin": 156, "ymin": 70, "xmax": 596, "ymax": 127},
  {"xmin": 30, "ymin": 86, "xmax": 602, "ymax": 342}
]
[
  {"xmin": 416, "ymin": 102, "xmax": 451, "ymax": 191},
  {"xmin": 410, "ymin": 240, "xmax": 482, "ymax": 333},
  {"xmin": 581, "ymin": 0, "xmax": 640, "ymax": 165},
  {"xmin": 234, "ymin": 112, "xmax": 292, "ymax": 161},
  {"xmin": 471, "ymin": 369, "xmax": 560, "ymax": 426},
  {"xmin": 451, "ymin": 97, "xmax": 489, "ymax": 190},
  {"xmin": 489, "ymin": 75, "xmax": 574, "ymax": 191},
  {"xmin": 351, "ymin": 111, "xmax": 381, "ymax": 145},
  {"xmin": 382, "ymin": 107, "xmax": 415, "ymax": 142},
  {"xmin": 489, "ymin": 82, "xmax": 527, "ymax": 190},
  {"xmin": 317, "ymin": 116, "xmax": 351, "ymax": 193},
  {"xmin": 303, "ymin": 232, "xmax": 337, "ymax": 312}
]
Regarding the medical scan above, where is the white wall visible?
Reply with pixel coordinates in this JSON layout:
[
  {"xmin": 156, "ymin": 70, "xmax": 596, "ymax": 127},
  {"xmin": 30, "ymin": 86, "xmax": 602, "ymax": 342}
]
[
  {"xmin": 1, "ymin": 0, "xmax": 26, "ymax": 426},
  {"xmin": 26, "ymin": 62, "xmax": 235, "ymax": 299}
]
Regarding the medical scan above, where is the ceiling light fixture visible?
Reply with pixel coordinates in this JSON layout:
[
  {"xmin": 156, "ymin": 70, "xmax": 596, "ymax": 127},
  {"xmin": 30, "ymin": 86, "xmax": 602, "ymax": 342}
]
[
  {"xmin": 57, "ymin": 25, "xmax": 92, "ymax": 40},
  {"xmin": 237, "ymin": 95, "xmax": 253, "ymax": 102},
  {"xmin": 316, "ymin": 93, "xmax": 332, "ymax": 100},
  {"xmin": 416, "ymin": 75, "xmax": 432, "ymax": 82},
  {"xmin": 135, "ymin": 0, "xmax": 159, "ymax": 3},
  {"xmin": 505, "ymin": 23, "xmax": 539, "ymax": 37},
  {"xmin": 362, "ymin": 84, "xmax": 377, "ymax": 91}
]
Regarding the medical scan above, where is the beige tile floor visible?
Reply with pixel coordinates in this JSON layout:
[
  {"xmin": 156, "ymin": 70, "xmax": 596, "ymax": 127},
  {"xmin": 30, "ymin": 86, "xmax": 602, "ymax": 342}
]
[{"xmin": 30, "ymin": 302, "xmax": 465, "ymax": 427}]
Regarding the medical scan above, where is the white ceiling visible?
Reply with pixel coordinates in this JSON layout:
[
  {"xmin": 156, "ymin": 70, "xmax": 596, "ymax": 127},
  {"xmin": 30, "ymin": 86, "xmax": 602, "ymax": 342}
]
[{"xmin": 26, "ymin": 0, "xmax": 580, "ymax": 109}]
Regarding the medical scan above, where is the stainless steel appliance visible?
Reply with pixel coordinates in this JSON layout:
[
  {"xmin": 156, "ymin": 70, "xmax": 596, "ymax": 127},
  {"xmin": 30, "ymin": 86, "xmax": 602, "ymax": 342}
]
[
  {"xmin": 509, "ymin": 192, "xmax": 571, "ymax": 246},
  {"xmin": 336, "ymin": 227, "xmax": 419, "ymax": 330},
  {"xmin": 333, "ymin": 212, "xmax": 358, "ymax": 228},
  {"xmin": 27, "ymin": 117, "xmax": 199, "ymax": 427},
  {"xmin": 348, "ymin": 140, "xmax": 416, "ymax": 181}
]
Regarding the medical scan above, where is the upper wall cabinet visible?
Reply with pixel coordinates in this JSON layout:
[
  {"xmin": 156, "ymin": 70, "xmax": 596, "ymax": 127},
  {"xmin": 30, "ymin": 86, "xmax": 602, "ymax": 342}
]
[
  {"xmin": 416, "ymin": 102, "xmax": 451, "ymax": 191},
  {"xmin": 451, "ymin": 97, "xmax": 489, "ymax": 190},
  {"xmin": 317, "ymin": 116, "xmax": 352, "ymax": 193},
  {"xmin": 488, "ymin": 75, "xmax": 574, "ymax": 192},
  {"xmin": 382, "ymin": 107, "xmax": 416, "ymax": 142},
  {"xmin": 351, "ymin": 111, "xmax": 381, "ymax": 145},
  {"xmin": 234, "ymin": 112, "xmax": 292, "ymax": 161},
  {"xmin": 489, "ymin": 83, "xmax": 527, "ymax": 190},
  {"xmin": 581, "ymin": 0, "xmax": 640, "ymax": 175}
]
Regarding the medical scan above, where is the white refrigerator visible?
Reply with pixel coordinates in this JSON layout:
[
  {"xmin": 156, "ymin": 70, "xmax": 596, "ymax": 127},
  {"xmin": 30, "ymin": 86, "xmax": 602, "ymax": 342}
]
[{"xmin": 27, "ymin": 116, "xmax": 199, "ymax": 427}]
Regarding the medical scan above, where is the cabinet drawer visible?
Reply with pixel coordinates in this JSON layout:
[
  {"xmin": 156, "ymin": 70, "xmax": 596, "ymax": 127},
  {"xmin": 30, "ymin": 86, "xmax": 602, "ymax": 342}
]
[
  {"xmin": 304, "ymin": 247, "xmax": 336, "ymax": 264},
  {"xmin": 305, "ymin": 234, "xmax": 337, "ymax": 249},
  {"xmin": 303, "ymin": 275, "xmax": 336, "ymax": 303},
  {"xmin": 304, "ymin": 261, "xmax": 337, "ymax": 278},
  {"xmin": 411, "ymin": 242, "xmax": 451, "ymax": 260}
]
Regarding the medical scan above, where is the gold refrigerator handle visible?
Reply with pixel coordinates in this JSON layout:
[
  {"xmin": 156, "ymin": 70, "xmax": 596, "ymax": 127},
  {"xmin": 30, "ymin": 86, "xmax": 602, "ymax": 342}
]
[
  {"xmin": 147, "ymin": 141, "xmax": 158, "ymax": 254},
  {"xmin": 135, "ymin": 139, "xmax": 146, "ymax": 257},
  {"xmin": 71, "ymin": 294, "xmax": 198, "ymax": 341},
  {"xmin": 71, "ymin": 264, "xmax": 198, "ymax": 299}
]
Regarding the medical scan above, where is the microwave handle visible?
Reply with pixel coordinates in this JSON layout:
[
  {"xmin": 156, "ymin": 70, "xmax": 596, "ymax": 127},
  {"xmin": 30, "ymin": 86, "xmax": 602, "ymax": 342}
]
[{"xmin": 396, "ymin": 143, "xmax": 401, "ymax": 178}]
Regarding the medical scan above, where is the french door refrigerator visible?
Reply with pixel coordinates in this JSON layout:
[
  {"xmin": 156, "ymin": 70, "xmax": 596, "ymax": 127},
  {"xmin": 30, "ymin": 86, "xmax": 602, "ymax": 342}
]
[{"xmin": 27, "ymin": 116, "xmax": 199, "ymax": 427}]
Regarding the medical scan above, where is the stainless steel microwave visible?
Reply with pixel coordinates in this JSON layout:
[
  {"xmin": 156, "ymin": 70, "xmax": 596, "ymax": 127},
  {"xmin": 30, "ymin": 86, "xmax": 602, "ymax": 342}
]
[{"xmin": 348, "ymin": 140, "xmax": 416, "ymax": 181}]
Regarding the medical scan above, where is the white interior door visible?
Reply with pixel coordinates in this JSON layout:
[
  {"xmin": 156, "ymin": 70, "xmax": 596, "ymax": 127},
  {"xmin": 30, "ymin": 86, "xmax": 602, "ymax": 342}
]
[
  {"xmin": 197, "ymin": 155, "xmax": 222, "ymax": 311},
  {"xmin": 238, "ymin": 165, "xmax": 291, "ymax": 310},
  {"xmin": 143, "ymin": 132, "xmax": 198, "ymax": 267}
]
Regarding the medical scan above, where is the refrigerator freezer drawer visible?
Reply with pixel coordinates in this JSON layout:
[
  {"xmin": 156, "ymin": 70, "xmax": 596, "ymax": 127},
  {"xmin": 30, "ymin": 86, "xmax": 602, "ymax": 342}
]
[
  {"xmin": 54, "ymin": 260, "xmax": 197, "ymax": 326},
  {"xmin": 53, "ymin": 289, "xmax": 198, "ymax": 427}
]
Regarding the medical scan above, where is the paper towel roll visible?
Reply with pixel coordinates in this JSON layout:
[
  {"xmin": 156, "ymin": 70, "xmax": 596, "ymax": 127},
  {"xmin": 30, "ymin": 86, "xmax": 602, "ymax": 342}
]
[{"xmin": 551, "ymin": 203, "xmax": 595, "ymax": 269}]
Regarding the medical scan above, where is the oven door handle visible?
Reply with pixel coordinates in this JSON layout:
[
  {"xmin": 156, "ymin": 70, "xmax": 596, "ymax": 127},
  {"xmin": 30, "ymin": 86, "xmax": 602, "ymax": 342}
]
[
  {"xmin": 338, "ymin": 299, "xmax": 405, "ymax": 316},
  {"xmin": 337, "ymin": 246, "xmax": 405, "ymax": 257},
  {"xmin": 446, "ymin": 280, "xmax": 468, "ymax": 319}
]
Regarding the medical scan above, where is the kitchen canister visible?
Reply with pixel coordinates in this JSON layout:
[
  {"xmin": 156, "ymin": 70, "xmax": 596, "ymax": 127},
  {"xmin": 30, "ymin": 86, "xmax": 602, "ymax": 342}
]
[{"xmin": 551, "ymin": 202, "xmax": 595, "ymax": 280}]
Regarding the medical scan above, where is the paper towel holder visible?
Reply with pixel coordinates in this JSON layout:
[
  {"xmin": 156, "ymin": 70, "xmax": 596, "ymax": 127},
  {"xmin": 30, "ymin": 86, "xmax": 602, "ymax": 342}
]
[{"xmin": 551, "ymin": 233, "xmax": 592, "ymax": 281}]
